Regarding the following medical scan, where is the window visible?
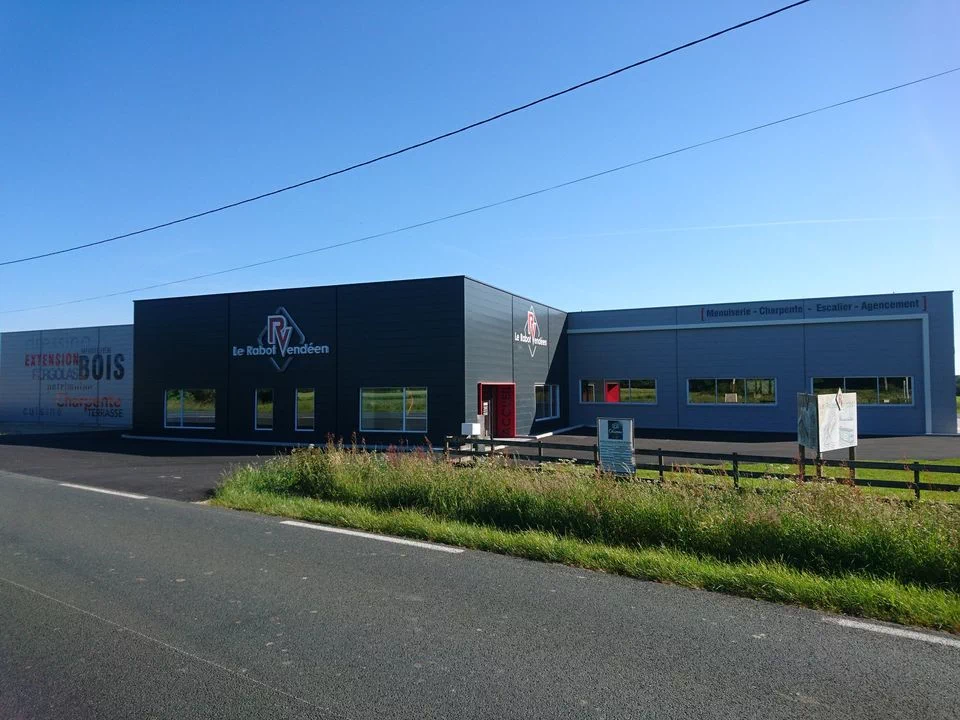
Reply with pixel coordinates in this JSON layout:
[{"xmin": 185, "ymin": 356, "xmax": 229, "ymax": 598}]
[
  {"xmin": 812, "ymin": 377, "xmax": 913, "ymax": 405},
  {"xmin": 535, "ymin": 384, "xmax": 560, "ymax": 420},
  {"xmin": 843, "ymin": 377, "xmax": 879, "ymax": 404},
  {"xmin": 687, "ymin": 379, "xmax": 717, "ymax": 404},
  {"xmin": 164, "ymin": 389, "xmax": 215, "ymax": 429},
  {"xmin": 579, "ymin": 378, "xmax": 657, "ymax": 404},
  {"xmin": 580, "ymin": 380, "xmax": 598, "ymax": 403},
  {"xmin": 687, "ymin": 378, "xmax": 776, "ymax": 405},
  {"xmin": 256, "ymin": 389, "xmax": 273, "ymax": 430},
  {"xmin": 360, "ymin": 387, "xmax": 428, "ymax": 432},
  {"xmin": 296, "ymin": 388, "xmax": 315, "ymax": 431}
]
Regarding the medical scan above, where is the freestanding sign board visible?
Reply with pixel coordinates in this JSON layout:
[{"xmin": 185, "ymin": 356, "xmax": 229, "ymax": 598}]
[
  {"xmin": 797, "ymin": 392, "xmax": 858, "ymax": 452},
  {"xmin": 598, "ymin": 417, "xmax": 635, "ymax": 475}
]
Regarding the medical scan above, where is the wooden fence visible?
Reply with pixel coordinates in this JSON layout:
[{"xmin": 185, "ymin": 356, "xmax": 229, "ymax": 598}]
[{"xmin": 444, "ymin": 437, "xmax": 960, "ymax": 499}]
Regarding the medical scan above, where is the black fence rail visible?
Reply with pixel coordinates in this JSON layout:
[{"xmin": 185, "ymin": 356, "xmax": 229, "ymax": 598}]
[{"xmin": 444, "ymin": 436, "xmax": 960, "ymax": 499}]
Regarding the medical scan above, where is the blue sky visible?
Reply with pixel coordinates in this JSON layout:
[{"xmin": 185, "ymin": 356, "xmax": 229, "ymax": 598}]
[{"xmin": 1, "ymin": 1, "xmax": 958, "ymax": 369}]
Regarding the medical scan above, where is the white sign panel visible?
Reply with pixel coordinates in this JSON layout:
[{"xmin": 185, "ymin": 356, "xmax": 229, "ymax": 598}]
[
  {"xmin": 818, "ymin": 391, "xmax": 858, "ymax": 453},
  {"xmin": 598, "ymin": 417, "xmax": 635, "ymax": 475},
  {"xmin": 797, "ymin": 392, "xmax": 858, "ymax": 452},
  {"xmin": 0, "ymin": 325, "xmax": 133, "ymax": 427}
]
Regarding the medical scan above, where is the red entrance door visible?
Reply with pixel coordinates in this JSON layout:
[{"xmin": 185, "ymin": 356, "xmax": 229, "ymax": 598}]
[{"xmin": 478, "ymin": 383, "xmax": 516, "ymax": 437}]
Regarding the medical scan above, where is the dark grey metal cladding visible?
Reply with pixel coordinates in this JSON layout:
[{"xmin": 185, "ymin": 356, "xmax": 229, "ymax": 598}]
[
  {"xmin": 804, "ymin": 320, "xmax": 924, "ymax": 435},
  {"xmin": 546, "ymin": 308, "xmax": 569, "ymax": 428},
  {"xmin": 133, "ymin": 294, "xmax": 229, "ymax": 436},
  {"xmin": 568, "ymin": 328, "xmax": 679, "ymax": 430},
  {"xmin": 335, "ymin": 277, "xmax": 464, "ymax": 444},
  {"xmin": 926, "ymin": 292, "xmax": 956, "ymax": 433},
  {"xmin": 512, "ymin": 296, "xmax": 550, "ymax": 435},
  {"xmin": 463, "ymin": 279, "xmax": 513, "ymax": 420},
  {"xmin": 227, "ymin": 287, "xmax": 337, "ymax": 441}
]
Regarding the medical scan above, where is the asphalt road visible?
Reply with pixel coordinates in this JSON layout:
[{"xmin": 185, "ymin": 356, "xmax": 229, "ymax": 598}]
[
  {"xmin": 1, "ymin": 471, "xmax": 958, "ymax": 719},
  {"xmin": 0, "ymin": 431, "xmax": 270, "ymax": 501}
]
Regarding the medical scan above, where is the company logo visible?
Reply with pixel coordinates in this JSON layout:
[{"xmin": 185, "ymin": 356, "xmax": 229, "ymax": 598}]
[
  {"xmin": 514, "ymin": 305, "xmax": 548, "ymax": 358},
  {"xmin": 231, "ymin": 307, "xmax": 330, "ymax": 372}
]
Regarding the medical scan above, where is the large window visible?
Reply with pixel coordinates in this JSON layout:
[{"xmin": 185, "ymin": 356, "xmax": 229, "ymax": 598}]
[
  {"xmin": 256, "ymin": 389, "xmax": 273, "ymax": 430},
  {"xmin": 296, "ymin": 388, "xmax": 315, "ymax": 431},
  {"xmin": 360, "ymin": 387, "xmax": 427, "ymax": 432},
  {"xmin": 579, "ymin": 378, "xmax": 657, "ymax": 404},
  {"xmin": 535, "ymin": 384, "xmax": 560, "ymax": 420},
  {"xmin": 812, "ymin": 377, "xmax": 913, "ymax": 405},
  {"xmin": 687, "ymin": 378, "xmax": 777, "ymax": 405},
  {"xmin": 164, "ymin": 389, "xmax": 216, "ymax": 429}
]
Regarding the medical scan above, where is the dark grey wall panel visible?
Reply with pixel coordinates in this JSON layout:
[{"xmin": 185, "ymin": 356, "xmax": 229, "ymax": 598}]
[
  {"xmin": 463, "ymin": 279, "xmax": 514, "ymax": 421},
  {"xmin": 805, "ymin": 320, "xmax": 924, "ymax": 435},
  {"xmin": 927, "ymin": 292, "xmax": 956, "ymax": 434},
  {"xmin": 227, "ymin": 287, "xmax": 337, "ymax": 441},
  {"xmin": 512, "ymin": 296, "xmax": 550, "ymax": 435},
  {"xmin": 567, "ymin": 329, "xmax": 678, "ymax": 430},
  {"xmin": 133, "ymin": 295, "xmax": 229, "ymax": 436},
  {"xmin": 677, "ymin": 325, "xmax": 805, "ymax": 433},
  {"xmin": 335, "ymin": 277, "xmax": 464, "ymax": 444}
]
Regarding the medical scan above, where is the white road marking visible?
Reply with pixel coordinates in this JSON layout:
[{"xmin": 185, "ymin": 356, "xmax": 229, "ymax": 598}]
[
  {"xmin": 59, "ymin": 483, "xmax": 147, "ymax": 500},
  {"xmin": 826, "ymin": 618, "xmax": 960, "ymax": 649},
  {"xmin": 280, "ymin": 520, "xmax": 465, "ymax": 554}
]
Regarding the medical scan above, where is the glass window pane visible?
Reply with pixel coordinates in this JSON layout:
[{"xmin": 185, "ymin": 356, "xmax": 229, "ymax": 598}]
[
  {"xmin": 688, "ymin": 379, "xmax": 716, "ymax": 404},
  {"xmin": 535, "ymin": 385, "xmax": 558, "ymax": 419},
  {"xmin": 256, "ymin": 389, "xmax": 273, "ymax": 430},
  {"xmin": 165, "ymin": 390, "xmax": 181, "ymax": 427},
  {"xmin": 813, "ymin": 377, "xmax": 843, "ymax": 394},
  {"xmin": 617, "ymin": 380, "xmax": 631, "ymax": 403},
  {"xmin": 879, "ymin": 377, "xmax": 912, "ymax": 404},
  {"xmin": 580, "ymin": 380, "xmax": 598, "ymax": 403},
  {"xmin": 844, "ymin": 377, "xmax": 879, "ymax": 404},
  {"xmin": 361, "ymin": 388, "xmax": 403, "ymax": 430},
  {"xmin": 182, "ymin": 389, "xmax": 215, "ymax": 428},
  {"xmin": 717, "ymin": 379, "xmax": 741, "ymax": 403},
  {"xmin": 405, "ymin": 387, "xmax": 428, "ymax": 431},
  {"xmin": 746, "ymin": 378, "xmax": 776, "ymax": 404},
  {"xmin": 296, "ymin": 388, "xmax": 315, "ymax": 430}
]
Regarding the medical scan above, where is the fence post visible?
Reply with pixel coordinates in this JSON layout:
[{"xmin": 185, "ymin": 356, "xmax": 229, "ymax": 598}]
[
  {"xmin": 657, "ymin": 448, "xmax": 664, "ymax": 484},
  {"xmin": 816, "ymin": 450, "xmax": 823, "ymax": 481},
  {"xmin": 798, "ymin": 444, "xmax": 806, "ymax": 482},
  {"xmin": 732, "ymin": 452, "xmax": 740, "ymax": 490},
  {"xmin": 593, "ymin": 443, "xmax": 599, "ymax": 468},
  {"xmin": 848, "ymin": 445, "xmax": 856, "ymax": 483},
  {"xmin": 444, "ymin": 437, "xmax": 450, "ymax": 458},
  {"xmin": 537, "ymin": 440, "xmax": 543, "ymax": 468},
  {"xmin": 912, "ymin": 461, "xmax": 921, "ymax": 500},
  {"xmin": 473, "ymin": 441, "xmax": 479, "ymax": 460}
]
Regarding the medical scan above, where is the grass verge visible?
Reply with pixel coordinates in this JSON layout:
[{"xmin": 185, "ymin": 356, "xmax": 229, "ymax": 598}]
[{"xmin": 212, "ymin": 483, "xmax": 960, "ymax": 632}]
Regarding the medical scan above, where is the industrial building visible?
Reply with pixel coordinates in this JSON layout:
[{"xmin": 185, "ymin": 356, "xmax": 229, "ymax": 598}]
[{"xmin": 0, "ymin": 276, "xmax": 954, "ymax": 442}]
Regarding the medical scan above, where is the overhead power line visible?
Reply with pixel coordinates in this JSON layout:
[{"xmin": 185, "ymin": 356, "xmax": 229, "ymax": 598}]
[
  {"xmin": 0, "ymin": 1, "xmax": 813, "ymax": 268},
  {"xmin": 2, "ymin": 65, "xmax": 957, "ymax": 316}
]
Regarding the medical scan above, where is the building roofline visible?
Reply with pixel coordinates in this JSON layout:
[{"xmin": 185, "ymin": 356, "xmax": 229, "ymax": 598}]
[{"xmin": 568, "ymin": 289, "xmax": 953, "ymax": 317}]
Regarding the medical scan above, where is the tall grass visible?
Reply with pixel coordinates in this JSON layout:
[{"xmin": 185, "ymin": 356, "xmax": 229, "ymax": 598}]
[{"xmin": 218, "ymin": 444, "xmax": 960, "ymax": 591}]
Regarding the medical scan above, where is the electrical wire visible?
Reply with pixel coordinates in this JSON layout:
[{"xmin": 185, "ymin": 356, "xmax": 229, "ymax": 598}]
[
  {"xmin": 0, "ymin": 1, "xmax": 812, "ymax": 267},
  {"xmin": 2, "ymin": 65, "xmax": 956, "ymax": 316}
]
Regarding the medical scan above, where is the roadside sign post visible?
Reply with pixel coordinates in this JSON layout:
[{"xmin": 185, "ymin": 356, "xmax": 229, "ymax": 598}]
[
  {"xmin": 598, "ymin": 418, "xmax": 636, "ymax": 476},
  {"xmin": 797, "ymin": 392, "xmax": 858, "ymax": 480}
]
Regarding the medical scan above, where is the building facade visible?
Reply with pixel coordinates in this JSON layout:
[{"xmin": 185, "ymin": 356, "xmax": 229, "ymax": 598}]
[
  {"xmin": 2, "ymin": 278, "xmax": 953, "ymax": 440},
  {"xmin": 131, "ymin": 277, "xmax": 567, "ymax": 444},
  {"xmin": 567, "ymin": 291, "xmax": 955, "ymax": 436}
]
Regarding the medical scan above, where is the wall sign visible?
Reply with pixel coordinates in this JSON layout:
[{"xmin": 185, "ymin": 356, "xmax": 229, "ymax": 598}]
[
  {"xmin": 231, "ymin": 307, "xmax": 330, "ymax": 372},
  {"xmin": 514, "ymin": 306, "xmax": 547, "ymax": 358},
  {"xmin": 0, "ymin": 326, "xmax": 133, "ymax": 426},
  {"xmin": 598, "ymin": 417, "xmax": 636, "ymax": 475}
]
